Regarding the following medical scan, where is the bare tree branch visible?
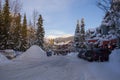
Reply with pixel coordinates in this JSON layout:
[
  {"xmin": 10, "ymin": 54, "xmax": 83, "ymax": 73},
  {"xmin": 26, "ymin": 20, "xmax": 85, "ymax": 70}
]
[
  {"xmin": 9, "ymin": 0, "xmax": 22, "ymax": 15},
  {"xmin": 97, "ymin": 0, "xmax": 112, "ymax": 12},
  {"xmin": 32, "ymin": 9, "xmax": 39, "ymax": 28}
]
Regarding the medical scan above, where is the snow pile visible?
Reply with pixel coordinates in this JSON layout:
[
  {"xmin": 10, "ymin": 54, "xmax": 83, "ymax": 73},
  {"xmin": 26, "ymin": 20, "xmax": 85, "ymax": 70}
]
[
  {"xmin": 16, "ymin": 45, "xmax": 47, "ymax": 61},
  {"xmin": 0, "ymin": 53, "xmax": 10, "ymax": 64},
  {"xmin": 109, "ymin": 49, "xmax": 120, "ymax": 74},
  {"xmin": 1, "ymin": 51, "xmax": 120, "ymax": 80},
  {"xmin": 109, "ymin": 49, "xmax": 120, "ymax": 62}
]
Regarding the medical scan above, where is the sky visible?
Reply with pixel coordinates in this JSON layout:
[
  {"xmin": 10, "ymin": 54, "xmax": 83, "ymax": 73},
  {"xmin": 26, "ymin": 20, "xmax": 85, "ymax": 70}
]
[{"xmin": 20, "ymin": 0, "xmax": 104, "ymax": 38}]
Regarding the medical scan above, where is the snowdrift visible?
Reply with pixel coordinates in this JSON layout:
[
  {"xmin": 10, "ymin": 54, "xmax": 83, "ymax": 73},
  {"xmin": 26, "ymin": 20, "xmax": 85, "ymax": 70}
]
[
  {"xmin": 0, "ymin": 53, "xmax": 10, "ymax": 64},
  {"xmin": 109, "ymin": 49, "xmax": 120, "ymax": 74},
  {"xmin": 110, "ymin": 49, "xmax": 120, "ymax": 62},
  {"xmin": 16, "ymin": 45, "xmax": 47, "ymax": 61}
]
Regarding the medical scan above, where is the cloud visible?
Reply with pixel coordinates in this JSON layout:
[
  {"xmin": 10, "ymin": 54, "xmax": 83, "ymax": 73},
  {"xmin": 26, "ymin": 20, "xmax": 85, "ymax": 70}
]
[
  {"xmin": 46, "ymin": 30, "xmax": 66, "ymax": 36},
  {"xmin": 45, "ymin": 29, "xmax": 72, "ymax": 38}
]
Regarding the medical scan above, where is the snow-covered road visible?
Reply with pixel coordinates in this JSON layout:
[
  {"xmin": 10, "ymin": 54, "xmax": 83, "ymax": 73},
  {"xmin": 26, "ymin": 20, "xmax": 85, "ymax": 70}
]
[{"xmin": 0, "ymin": 53, "xmax": 120, "ymax": 80}]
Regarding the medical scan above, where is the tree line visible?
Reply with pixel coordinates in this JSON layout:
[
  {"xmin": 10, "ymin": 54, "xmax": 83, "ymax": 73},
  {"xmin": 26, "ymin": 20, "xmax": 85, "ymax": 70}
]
[{"xmin": 0, "ymin": 0, "xmax": 45, "ymax": 51}]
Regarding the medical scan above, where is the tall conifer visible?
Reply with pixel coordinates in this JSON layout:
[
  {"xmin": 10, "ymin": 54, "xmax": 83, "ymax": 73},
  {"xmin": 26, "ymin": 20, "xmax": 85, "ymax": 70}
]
[
  {"xmin": 3, "ymin": 0, "xmax": 11, "ymax": 49},
  {"xmin": 21, "ymin": 14, "xmax": 27, "ymax": 51},
  {"xmin": 0, "ymin": 0, "xmax": 4, "ymax": 49},
  {"xmin": 14, "ymin": 13, "xmax": 22, "ymax": 50},
  {"xmin": 36, "ymin": 15, "xmax": 45, "ymax": 49}
]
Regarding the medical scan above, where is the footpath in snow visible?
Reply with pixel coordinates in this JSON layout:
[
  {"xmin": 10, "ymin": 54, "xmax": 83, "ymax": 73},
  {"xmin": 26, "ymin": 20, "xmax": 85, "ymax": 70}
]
[{"xmin": 0, "ymin": 45, "xmax": 120, "ymax": 80}]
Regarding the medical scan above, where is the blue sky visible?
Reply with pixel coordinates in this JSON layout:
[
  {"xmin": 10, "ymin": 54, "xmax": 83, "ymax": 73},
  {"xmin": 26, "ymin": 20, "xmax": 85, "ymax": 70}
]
[{"xmin": 21, "ymin": 0, "xmax": 104, "ymax": 38}]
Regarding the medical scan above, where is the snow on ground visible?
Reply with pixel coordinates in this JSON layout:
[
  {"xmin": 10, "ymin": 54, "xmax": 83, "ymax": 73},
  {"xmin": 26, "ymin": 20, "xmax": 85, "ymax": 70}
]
[
  {"xmin": 15, "ymin": 45, "xmax": 47, "ymax": 61},
  {"xmin": 0, "ymin": 53, "xmax": 10, "ymax": 64},
  {"xmin": 108, "ymin": 49, "xmax": 120, "ymax": 74},
  {"xmin": 0, "ymin": 47, "xmax": 120, "ymax": 80},
  {"xmin": 109, "ymin": 49, "xmax": 120, "ymax": 62}
]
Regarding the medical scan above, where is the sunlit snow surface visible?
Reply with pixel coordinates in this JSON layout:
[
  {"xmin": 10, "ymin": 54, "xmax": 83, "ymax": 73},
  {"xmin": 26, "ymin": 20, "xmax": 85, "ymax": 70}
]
[{"xmin": 0, "ymin": 46, "xmax": 120, "ymax": 80}]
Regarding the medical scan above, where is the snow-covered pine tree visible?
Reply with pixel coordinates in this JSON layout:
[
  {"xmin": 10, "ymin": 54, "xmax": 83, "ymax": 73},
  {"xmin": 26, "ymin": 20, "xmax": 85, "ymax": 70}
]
[
  {"xmin": 0, "ymin": 0, "xmax": 4, "ymax": 49},
  {"xmin": 112, "ymin": 0, "xmax": 120, "ymax": 48},
  {"xmin": 13, "ymin": 13, "xmax": 22, "ymax": 51},
  {"xmin": 80, "ymin": 18, "xmax": 85, "ymax": 42},
  {"xmin": 21, "ymin": 14, "xmax": 28, "ymax": 51},
  {"xmin": 74, "ymin": 20, "xmax": 81, "ymax": 51},
  {"xmin": 80, "ymin": 18, "xmax": 86, "ymax": 49},
  {"xmin": 2, "ymin": 0, "xmax": 11, "ymax": 49},
  {"xmin": 36, "ymin": 15, "xmax": 45, "ymax": 49},
  {"xmin": 100, "ymin": 0, "xmax": 120, "ymax": 48}
]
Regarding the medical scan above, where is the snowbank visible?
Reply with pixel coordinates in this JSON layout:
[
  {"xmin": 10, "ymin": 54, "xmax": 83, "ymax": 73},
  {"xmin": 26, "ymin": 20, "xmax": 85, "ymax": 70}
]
[
  {"xmin": 67, "ymin": 52, "xmax": 78, "ymax": 57},
  {"xmin": 1, "ymin": 49, "xmax": 120, "ymax": 80},
  {"xmin": 109, "ymin": 49, "xmax": 120, "ymax": 74},
  {"xmin": 0, "ymin": 53, "xmax": 10, "ymax": 64},
  {"xmin": 16, "ymin": 45, "xmax": 47, "ymax": 61},
  {"xmin": 110, "ymin": 49, "xmax": 120, "ymax": 62}
]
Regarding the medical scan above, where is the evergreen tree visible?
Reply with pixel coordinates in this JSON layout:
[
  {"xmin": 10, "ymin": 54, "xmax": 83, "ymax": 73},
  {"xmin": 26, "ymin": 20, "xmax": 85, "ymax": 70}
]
[
  {"xmin": 74, "ymin": 20, "xmax": 81, "ymax": 51},
  {"xmin": 80, "ymin": 18, "xmax": 85, "ymax": 42},
  {"xmin": 2, "ymin": 0, "xmax": 11, "ymax": 49},
  {"xmin": 80, "ymin": 18, "xmax": 86, "ymax": 49},
  {"xmin": 36, "ymin": 15, "xmax": 45, "ymax": 49},
  {"xmin": 0, "ymin": 0, "xmax": 4, "ymax": 49},
  {"xmin": 21, "ymin": 14, "xmax": 27, "ymax": 51},
  {"xmin": 14, "ymin": 13, "xmax": 22, "ymax": 50}
]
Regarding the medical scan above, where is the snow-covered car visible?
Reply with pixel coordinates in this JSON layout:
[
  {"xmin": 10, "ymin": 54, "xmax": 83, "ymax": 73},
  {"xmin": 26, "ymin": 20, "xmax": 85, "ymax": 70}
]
[
  {"xmin": 77, "ymin": 50, "xmax": 86, "ymax": 58},
  {"xmin": 78, "ymin": 49, "xmax": 94, "ymax": 62},
  {"xmin": 78, "ymin": 48, "xmax": 111, "ymax": 62},
  {"xmin": 93, "ymin": 48, "xmax": 111, "ymax": 61}
]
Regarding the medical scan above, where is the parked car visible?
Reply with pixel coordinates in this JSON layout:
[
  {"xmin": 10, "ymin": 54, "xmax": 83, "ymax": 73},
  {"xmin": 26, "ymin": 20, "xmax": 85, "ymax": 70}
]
[
  {"xmin": 84, "ymin": 50, "xmax": 94, "ymax": 62},
  {"xmin": 78, "ymin": 48, "xmax": 111, "ymax": 62},
  {"xmin": 77, "ymin": 49, "xmax": 86, "ymax": 59},
  {"xmin": 46, "ymin": 50, "xmax": 52, "ymax": 57}
]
